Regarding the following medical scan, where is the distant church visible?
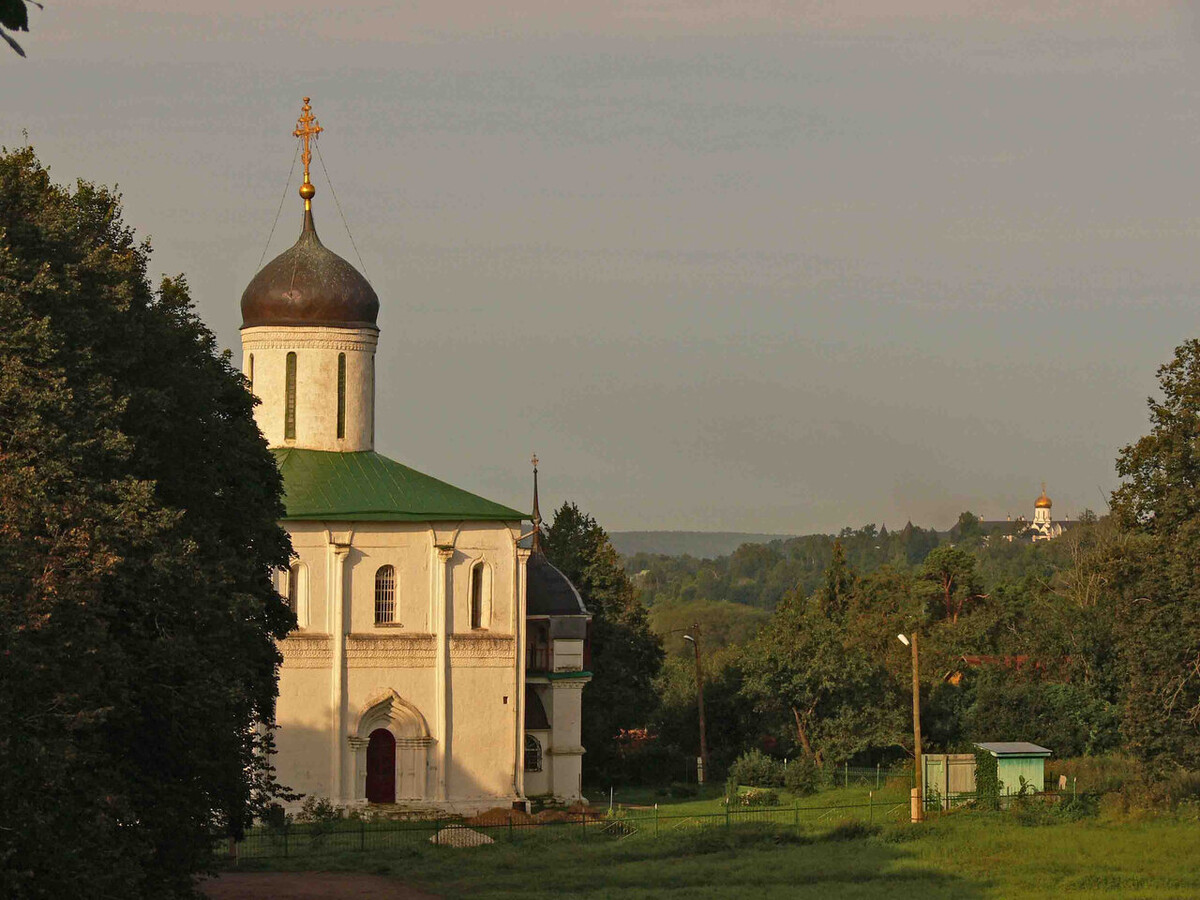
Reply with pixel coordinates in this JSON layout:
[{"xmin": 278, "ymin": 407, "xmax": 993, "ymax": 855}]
[
  {"xmin": 239, "ymin": 100, "xmax": 591, "ymax": 812},
  {"xmin": 981, "ymin": 484, "xmax": 1071, "ymax": 543}
]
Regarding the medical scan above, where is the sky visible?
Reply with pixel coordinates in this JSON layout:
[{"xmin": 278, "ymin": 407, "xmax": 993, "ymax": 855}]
[{"xmin": 7, "ymin": 1, "xmax": 1200, "ymax": 533}]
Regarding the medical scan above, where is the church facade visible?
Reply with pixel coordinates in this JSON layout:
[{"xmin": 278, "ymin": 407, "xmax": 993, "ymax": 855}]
[{"xmin": 239, "ymin": 100, "xmax": 590, "ymax": 813}]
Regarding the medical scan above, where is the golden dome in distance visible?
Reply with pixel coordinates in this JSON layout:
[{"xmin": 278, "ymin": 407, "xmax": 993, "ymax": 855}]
[{"xmin": 1035, "ymin": 482, "xmax": 1052, "ymax": 509}]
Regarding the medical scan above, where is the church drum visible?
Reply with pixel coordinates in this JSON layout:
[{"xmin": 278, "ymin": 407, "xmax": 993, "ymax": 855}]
[{"xmin": 365, "ymin": 728, "xmax": 396, "ymax": 804}]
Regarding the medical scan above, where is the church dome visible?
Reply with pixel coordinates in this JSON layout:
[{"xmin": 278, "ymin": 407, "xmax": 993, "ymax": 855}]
[
  {"xmin": 1035, "ymin": 486, "xmax": 1052, "ymax": 509},
  {"xmin": 240, "ymin": 209, "xmax": 379, "ymax": 330}
]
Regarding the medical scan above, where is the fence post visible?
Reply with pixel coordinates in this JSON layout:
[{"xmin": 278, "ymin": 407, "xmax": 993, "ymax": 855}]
[
  {"xmin": 793, "ymin": 802, "xmax": 798, "ymax": 828},
  {"xmin": 725, "ymin": 803, "xmax": 730, "ymax": 829},
  {"xmin": 844, "ymin": 761, "xmax": 849, "ymax": 789},
  {"xmin": 869, "ymin": 791, "xmax": 874, "ymax": 824},
  {"xmin": 283, "ymin": 824, "xmax": 289, "ymax": 859},
  {"xmin": 435, "ymin": 817, "xmax": 442, "ymax": 846},
  {"xmin": 581, "ymin": 810, "xmax": 587, "ymax": 840},
  {"xmin": 509, "ymin": 816, "xmax": 514, "ymax": 843},
  {"xmin": 360, "ymin": 817, "xmax": 365, "ymax": 851},
  {"xmin": 876, "ymin": 764, "xmax": 881, "ymax": 790},
  {"xmin": 654, "ymin": 803, "xmax": 659, "ymax": 838}
]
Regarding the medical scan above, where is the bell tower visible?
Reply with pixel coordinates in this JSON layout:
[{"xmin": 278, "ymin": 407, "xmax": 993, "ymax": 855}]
[{"xmin": 239, "ymin": 98, "xmax": 380, "ymax": 452}]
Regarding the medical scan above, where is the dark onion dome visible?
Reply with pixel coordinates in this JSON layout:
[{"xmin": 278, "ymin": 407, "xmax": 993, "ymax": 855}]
[
  {"xmin": 527, "ymin": 552, "xmax": 589, "ymax": 617},
  {"xmin": 241, "ymin": 209, "xmax": 379, "ymax": 329}
]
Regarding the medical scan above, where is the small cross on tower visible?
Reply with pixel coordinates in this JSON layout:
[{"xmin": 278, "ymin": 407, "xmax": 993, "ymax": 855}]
[{"xmin": 293, "ymin": 97, "xmax": 324, "ymax": 209}]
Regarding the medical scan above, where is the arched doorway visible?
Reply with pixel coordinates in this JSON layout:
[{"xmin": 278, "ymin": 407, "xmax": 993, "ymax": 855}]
[{"xmin": 365, "ymin": 728, "xmax": 396, "ymax": 804}]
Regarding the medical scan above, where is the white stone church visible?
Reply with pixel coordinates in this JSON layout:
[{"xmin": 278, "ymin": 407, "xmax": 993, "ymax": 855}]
[{"xmin": 239, "ymin": 101, "xmax": 591, "ymax": 813}]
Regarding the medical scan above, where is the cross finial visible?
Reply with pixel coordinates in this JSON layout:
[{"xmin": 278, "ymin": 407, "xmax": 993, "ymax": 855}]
[
  {"xmin": 293, "ymin": 97, "xmax": 323, "ymax": 211},
  {"xmin": 531, "ymin": 453, "xmax": 544, "ymax": 554}
]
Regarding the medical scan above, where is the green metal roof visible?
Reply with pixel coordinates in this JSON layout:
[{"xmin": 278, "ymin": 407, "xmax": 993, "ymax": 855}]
[{"xmin": 272, "ymin": 448, "xmax": 526, "ymax": 522}]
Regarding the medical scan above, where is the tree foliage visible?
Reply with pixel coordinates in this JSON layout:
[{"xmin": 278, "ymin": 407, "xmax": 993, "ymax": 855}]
[
  {"xmin": 545, "ymin": 502, "xmax": 663, "ymax": 781},
  {"xmin": 1110, "ymin": 340, "xmax": 1200, "ymax": 770},
  {"xmin": 0, "ymin": 146, "xmax": 294, "ymax": 898}
]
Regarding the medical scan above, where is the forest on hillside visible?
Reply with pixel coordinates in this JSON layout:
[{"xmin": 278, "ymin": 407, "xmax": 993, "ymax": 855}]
[{"xmin": 553, "ymin": 467, "xmax": 1193, "ymax": 791}]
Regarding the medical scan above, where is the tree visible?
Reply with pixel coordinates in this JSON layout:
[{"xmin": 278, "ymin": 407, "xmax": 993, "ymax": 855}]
[
  {"xmin": 918, "ymin": 545, "xmax": 985, "ymax": 624},
  {"xmin": 0, "ymin": 0, "xmax": 37, "ymax": 57},
  {"xmin": 1110, "ymin": 340, "xmax": 1200, "ymax": 769},
  {"xmin": 742, "ymin": 557, "xmax": 905, "ymax": 765},
  {"xmin": 0, "ymin": 147, "xmax": 293, "ymax": 898},
  {"xmin": 545, "ymin": 502, "xmax": 664, "ymax": 781}
]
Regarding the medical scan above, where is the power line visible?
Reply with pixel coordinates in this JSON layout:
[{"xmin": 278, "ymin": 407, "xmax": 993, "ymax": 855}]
[
  {"xmin": 315, "ymin": 142, "xmax": 371, "ymax": 284},
  {"xmin": 257, "ymin": 141, "xmax": 300, "ymax": 272}
]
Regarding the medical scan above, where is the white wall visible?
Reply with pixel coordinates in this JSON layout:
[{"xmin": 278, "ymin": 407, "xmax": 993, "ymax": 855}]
[{"xmin": 241, "ymin": 325, "xmax": 377, "ymax": 451}]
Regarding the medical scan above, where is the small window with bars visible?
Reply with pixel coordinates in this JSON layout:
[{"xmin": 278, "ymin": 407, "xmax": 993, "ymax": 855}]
[
  {"xmin": 375, "ymin": 565, "xmax": 396, "ymax": 625},
  {"xmin": 524, "ymin": 734, "xmax": 542, "ymax": 772}
]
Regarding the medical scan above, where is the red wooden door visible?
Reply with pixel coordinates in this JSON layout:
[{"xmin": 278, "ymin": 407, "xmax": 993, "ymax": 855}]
[{"xmin": 366, "ymin": 728, "xmax": 396, "ymax": 804}]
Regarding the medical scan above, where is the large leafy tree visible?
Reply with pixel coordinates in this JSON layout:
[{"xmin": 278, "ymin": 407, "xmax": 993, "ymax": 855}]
[
  {"xmin": 742, "ymin": 558, "xmax": 908, "ymax": 765},
  {"xmin": 0, "ymin": 147, "xmax": 293, "ymax": 898},
  {"xmin": 1110, "ymin": 340, "xmax": 1200, "ymax": 769},
  {"xmin": 544, "ymin": 502, "xmax": 664, "ymax": 781}
]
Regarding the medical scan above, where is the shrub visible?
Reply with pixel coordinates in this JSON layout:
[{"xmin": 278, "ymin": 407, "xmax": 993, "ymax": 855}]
[
  {"xmin": 294, "ymin": 796, "xmax": 344, "ymax": 824},
  {"xmin": 729, "ymin": 749, "xmax": 783, "ymax": 787},
  {"xmin": 783, "ymin": 757, "xmax": 823, "ymax": 797},
  {"xmin": 734, "ymin": 788, "xmax": 780, "ymax": 807}
]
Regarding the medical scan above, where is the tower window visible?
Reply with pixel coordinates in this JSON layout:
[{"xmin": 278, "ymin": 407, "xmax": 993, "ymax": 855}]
[
  {"xmin": 375, "ymin": 565, "xmax": 396, "ymax": 625},
  {"xmin": 286, "ymin": 563, "xmax": 300, "ymax": 609},
  {"xmin": 248, "ymin": 353, "xmax": 254, "ymax": 392},
  {"xmin": 337, "ymin": 352, "xmax": 346, "ymax": 440},
  {"xmin": 285, "ymin": 352, "xmax": 297, "ymax": 440},
  {"xmin": 470, "ymin": 563, "xmax": 487, "ymax": 630}
]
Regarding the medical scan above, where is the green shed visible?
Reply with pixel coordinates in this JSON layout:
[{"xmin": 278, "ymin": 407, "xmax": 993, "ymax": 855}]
[{"xmin": 973, "ymin": 742, "xmax": 1052, "ymax": 795}]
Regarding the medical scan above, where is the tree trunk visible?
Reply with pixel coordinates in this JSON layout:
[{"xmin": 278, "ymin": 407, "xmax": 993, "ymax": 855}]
[{"xmin": 791, "ymin": 705, "xmax": 814, "ymax": 759}]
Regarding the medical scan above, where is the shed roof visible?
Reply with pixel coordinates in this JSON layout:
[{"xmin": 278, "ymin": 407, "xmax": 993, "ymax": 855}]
[
  {"xmin": 973, "ymin": 742, "xmax": 1052, "ymax": 758},
  {"xmin": 272, "ymin": 448, "xmax": 526, "ymax": 522}
]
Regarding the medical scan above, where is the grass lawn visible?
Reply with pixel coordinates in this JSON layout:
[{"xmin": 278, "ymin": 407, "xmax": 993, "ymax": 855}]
[{"xmin": 229, "ymin": 811, "xmax": 1200, "ymax": 898}]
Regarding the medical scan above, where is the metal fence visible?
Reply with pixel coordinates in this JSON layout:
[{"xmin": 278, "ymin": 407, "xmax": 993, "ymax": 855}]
[{"xmin": 225, "ymin": 796, "xmax": 912, "ymax": 861}]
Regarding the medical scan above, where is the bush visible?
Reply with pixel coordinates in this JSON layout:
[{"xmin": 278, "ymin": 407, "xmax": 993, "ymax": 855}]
[
  {"xmin": 784, "ymin": 757, "xmax": 823, "ymax": 796},
  {"xmin": 1045, "ymin": 755, "xmax": 1142, "ymax": 794},
  {"xmin": 294, "ymin": 796, "xmax": 345, "ymax": 824},
  {"xmin": 729, "ymin": 749, "xmax": 783, "ymax": 787},
  {"xmin": 733, "ymin": 788, "xmax": 780, "ymax": 807}
]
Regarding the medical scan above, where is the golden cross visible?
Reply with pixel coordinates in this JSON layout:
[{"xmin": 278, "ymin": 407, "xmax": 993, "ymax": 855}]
[{"xmin": 293, "ymin": 97, "xmax": 323, "ymax": 209}]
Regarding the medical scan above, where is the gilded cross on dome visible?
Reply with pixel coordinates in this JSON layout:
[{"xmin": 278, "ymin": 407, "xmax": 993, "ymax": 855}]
[{"xmin": 293, "ymin": 97, "xmax": 323, "ymax": 210}]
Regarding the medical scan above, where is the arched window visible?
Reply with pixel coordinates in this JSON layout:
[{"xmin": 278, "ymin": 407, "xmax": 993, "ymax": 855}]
[
  {"xmin": 375, "ymin": 565, "xmax": 396, "ymax": 625},
  {"xmin": 247, "ymin": 353, "xmax": 254, "ymax": 392},
  {"xmin": 524, "ymin": 734, "xmax": 542, "ymax": 772},
  {"xmin": 284, "ymin": 351, "xmax": 297, "ymax": 440},
  {"xmin": 336, "ymin": 353, "xmax": 346, "ymax": 440},
  {"xmin": 470, "ymin": 563, "xmax": 487, "ymax": 630}
]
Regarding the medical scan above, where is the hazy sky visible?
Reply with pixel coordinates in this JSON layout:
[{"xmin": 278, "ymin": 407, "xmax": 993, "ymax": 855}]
[{"xmin": 7, "ymin": 2, "xmax": 1200, "ymax": 533}]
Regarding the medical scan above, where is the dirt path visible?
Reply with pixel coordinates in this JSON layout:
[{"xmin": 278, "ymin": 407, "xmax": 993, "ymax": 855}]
[{"xmin": 198, "ymin": 872, "xmax": 442, "ymax": 899}]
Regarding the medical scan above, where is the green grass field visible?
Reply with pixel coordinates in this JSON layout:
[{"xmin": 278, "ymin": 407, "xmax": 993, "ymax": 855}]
[{"xmin": 231, "ymin": 805, "xmax": 1200, "ymax": 898}]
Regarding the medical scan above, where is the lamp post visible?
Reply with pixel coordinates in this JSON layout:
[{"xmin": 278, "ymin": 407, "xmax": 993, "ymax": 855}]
[
  {"xmin": 683, "ymin": 628, "xmax": 709, "ymax": 785},
  {"xmin": 897, "ymin": 632, "xmax": 923, "ymax": 822}
]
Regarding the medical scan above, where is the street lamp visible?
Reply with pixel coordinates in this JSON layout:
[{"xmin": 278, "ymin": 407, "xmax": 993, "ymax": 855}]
[
  {"xmin": 683, "ymin": 629, "xmax": 709, "ymax": 785},
  {"xmin": 897, "ymin": 631, "xmax": 923, "ymax": 822}
]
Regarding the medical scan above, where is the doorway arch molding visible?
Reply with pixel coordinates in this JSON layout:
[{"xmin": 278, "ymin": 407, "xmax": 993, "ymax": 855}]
[{"xmin": 350, "ymin": 689, "xmax": 433, "ymax": 802}]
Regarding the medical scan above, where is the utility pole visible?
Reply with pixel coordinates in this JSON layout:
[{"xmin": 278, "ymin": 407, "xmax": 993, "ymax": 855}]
[
  {"xmin": 684, "ymin": 627, "xmax": 709, "ymax": 784},
  {"xmin": 898, "ymin": 631, "xmax": 923, "ymax": 822}
]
